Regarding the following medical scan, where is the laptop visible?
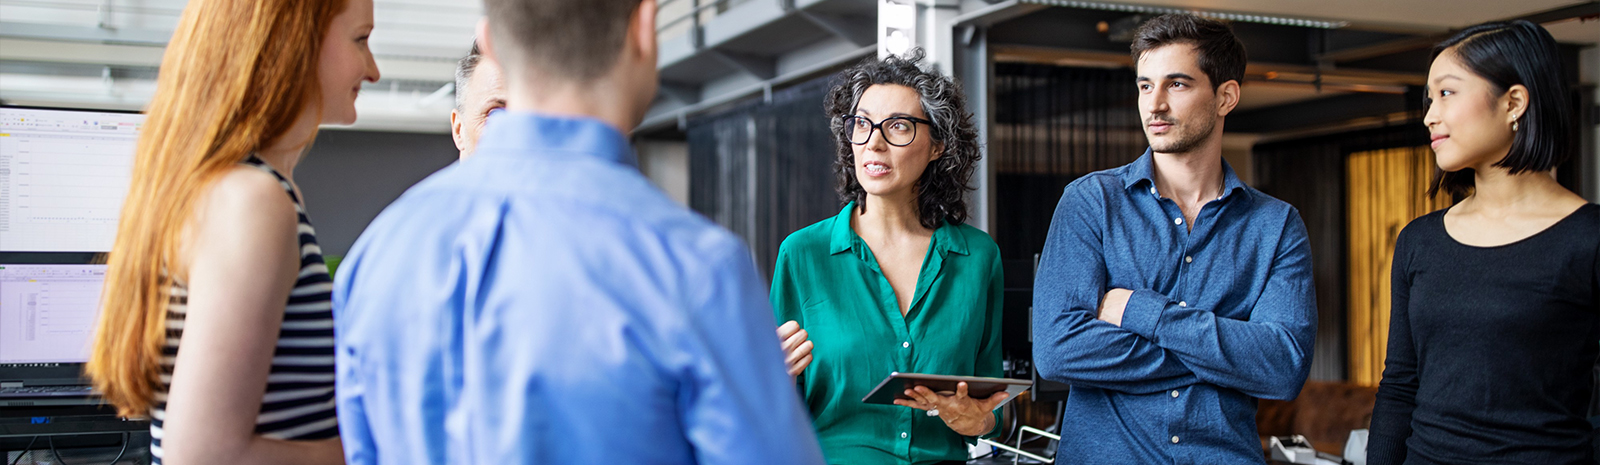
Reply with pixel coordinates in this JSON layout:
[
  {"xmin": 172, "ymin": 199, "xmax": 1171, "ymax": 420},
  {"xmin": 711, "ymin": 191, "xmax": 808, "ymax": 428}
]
[{"xmin": 0, "ymin": 264, "xmax": 107, "ymax": 407}]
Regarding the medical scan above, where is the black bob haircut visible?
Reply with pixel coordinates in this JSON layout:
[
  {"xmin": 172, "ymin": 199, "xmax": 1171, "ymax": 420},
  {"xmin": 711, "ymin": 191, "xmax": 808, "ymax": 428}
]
[
  {"xmin": 1427, "ymin": 20, "xmax": 1574, "ymax": 198},
  {"xmin": 1130, "ymin": 14, "xmax": 1247, "ymax": 91},
  {"xmin": 823, "ymin": 49, "xmax": 981, "ymax": 230}
]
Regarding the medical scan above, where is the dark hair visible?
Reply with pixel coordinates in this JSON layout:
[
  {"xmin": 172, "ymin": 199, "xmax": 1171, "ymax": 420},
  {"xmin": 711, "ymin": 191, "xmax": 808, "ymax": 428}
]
[
  {"xmin": 1130, "ymin": 14, "xmax": 1247, "ymax": 91},
  {"xmin": 1426, "ymin": 20, "xmax": 1573, "ymax": 198},
  {"xmin": 483, "ymin": 0, "xmax": 642, "ymax": 81},
  {"xmin": 823, "ymin": 49, "xmax": 980, "ymax": 230},
  {"xmin": 454, "ymin": 41, "xmax": 482, "ymax": 109}
]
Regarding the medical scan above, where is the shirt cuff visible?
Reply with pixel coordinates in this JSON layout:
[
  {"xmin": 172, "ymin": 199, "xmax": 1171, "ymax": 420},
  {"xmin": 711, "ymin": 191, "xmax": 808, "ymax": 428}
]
[{"xmin": 1120, "ymin": 289, "xmax": 1170, "ymax": 340}]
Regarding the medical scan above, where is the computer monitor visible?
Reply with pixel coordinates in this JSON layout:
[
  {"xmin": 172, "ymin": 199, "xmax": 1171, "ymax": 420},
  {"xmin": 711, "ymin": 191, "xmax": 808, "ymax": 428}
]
[
  {"xmin": 0, "ymin": 106, "xmax": 143, "ymax": 253},
  {"xmin": 0, "ymin": 264, "xmax": 106, "ymax": 401},
  {"xmin": 0, "ymin": 264, "xmax": 105, "ymax": 366}
]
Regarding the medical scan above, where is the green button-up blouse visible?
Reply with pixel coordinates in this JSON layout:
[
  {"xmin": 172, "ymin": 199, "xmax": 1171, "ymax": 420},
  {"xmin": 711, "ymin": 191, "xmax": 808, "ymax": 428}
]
[{"xmin": 770, "ymin": 203, "xmax": 1005, "ymax": 465}]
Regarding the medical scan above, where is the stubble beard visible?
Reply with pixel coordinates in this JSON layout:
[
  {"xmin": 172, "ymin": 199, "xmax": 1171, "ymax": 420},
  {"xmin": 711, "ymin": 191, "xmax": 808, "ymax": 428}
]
[{"xmin": 1148, "ymin": 114, "xmax": 1216, "ymax": 155}]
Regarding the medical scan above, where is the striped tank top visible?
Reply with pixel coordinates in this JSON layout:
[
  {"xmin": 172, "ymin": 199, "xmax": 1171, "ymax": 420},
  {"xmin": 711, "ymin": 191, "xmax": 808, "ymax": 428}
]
[{"xmin": 149, "ymin": 156, "xmax": 339, "ymax": 463}]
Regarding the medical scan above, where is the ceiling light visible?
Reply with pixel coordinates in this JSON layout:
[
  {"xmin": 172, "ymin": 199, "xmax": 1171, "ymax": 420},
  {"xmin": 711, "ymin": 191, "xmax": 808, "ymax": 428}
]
[{"xmin": 1024, "ymin": 0, "xmax": 1350, "ymax": 29}]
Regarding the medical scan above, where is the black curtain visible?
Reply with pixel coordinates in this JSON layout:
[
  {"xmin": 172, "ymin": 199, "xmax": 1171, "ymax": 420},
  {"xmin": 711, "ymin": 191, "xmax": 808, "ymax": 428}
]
[
  {"xmin": 991, "ymin": 63, "xmax": 1145, "ymax": 262},
  {"xmin": 1253, "ymin": 87, "xmax": 1429, "ymax": 382},
  {"xmin": 687, "ymin": 76, "xmax": 839, "ymax": 279},
  {"xmin": 989, "ymin": 62, "xmax": 1146, "ymax": 379}
]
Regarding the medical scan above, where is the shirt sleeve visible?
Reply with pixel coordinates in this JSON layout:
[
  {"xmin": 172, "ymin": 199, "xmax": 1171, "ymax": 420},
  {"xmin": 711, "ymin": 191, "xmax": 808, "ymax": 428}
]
[
  {"xmin": 1366, "ymin": 224, "xmax": 1421, "ymax": 464},
  {"xmin": 1032, "ymin": 180, "xmax": 1199, "ymax": 394},
  {"xmin": 769, "ymin": 242, "xmax": 808, "ymax": 394},
  {"xmin": 976, "ymin": 253, "xmax": 1005, "ymax": 439},
  {"xmin": 770, "ymin": 244, "xmax": 803, "ymax": 328},
  {"xmin": 679, "ymin": 241, "xmax": 826, "ymax": 465},
  {"xmin": 332, "ymin": 238, "xmax": 377, "ymax": 465},
  {"xmin": 1117, "ymin": 207, "xmax": 1317, "ymax": 400}
]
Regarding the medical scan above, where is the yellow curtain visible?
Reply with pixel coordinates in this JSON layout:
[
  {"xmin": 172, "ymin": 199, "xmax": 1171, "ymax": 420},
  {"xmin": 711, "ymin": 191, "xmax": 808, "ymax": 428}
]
[{"xmin": 1346, "ymin": 146, "xmax": 1451, "ymax": 386}]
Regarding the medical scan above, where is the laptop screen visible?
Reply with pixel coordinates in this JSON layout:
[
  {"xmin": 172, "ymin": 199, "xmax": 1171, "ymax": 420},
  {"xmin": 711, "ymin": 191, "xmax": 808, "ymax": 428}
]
[{"xmin": 0, "ymin": 264, "xmax": 106, "ymax": 366}]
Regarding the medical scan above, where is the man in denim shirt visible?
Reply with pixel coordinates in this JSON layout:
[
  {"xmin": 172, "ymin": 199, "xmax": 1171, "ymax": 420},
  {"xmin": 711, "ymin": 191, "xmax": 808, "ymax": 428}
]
[{"xmin": 1032, "ymin": 14, "xmax": 1317, "ymax": 464}]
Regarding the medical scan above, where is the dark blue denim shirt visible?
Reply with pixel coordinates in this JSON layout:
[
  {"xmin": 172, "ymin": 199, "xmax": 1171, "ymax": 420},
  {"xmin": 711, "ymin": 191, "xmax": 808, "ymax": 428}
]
[{"xmin": 1032, "ymin": 149, "xmax": 1317, "ymax": 464}]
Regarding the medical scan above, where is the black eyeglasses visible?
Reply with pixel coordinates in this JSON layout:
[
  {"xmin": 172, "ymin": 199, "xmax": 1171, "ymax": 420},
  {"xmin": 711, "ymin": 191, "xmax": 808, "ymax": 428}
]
[{"xmin": 842, "ymin": 115, "xmax": 933, "ymax": 147}]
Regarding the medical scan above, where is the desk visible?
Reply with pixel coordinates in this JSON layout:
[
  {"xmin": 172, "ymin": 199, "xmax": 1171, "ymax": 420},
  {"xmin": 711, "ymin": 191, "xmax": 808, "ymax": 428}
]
[{"xmin": 0, "ymin": 406, "xmax": 148, "ymax": 463}]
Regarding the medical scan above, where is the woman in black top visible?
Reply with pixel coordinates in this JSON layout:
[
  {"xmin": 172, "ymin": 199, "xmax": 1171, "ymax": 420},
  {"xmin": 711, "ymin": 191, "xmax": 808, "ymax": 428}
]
[{"xmin": 1368, "ymin": 20, "xmax": 1599, "ymax": 465}]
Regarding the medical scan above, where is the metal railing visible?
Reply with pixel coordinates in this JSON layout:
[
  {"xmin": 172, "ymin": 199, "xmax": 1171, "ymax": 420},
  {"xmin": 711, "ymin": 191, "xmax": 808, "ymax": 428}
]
[{"xmin": 978, "ymin": 425, "xmax": 1059, "ymax": 464}]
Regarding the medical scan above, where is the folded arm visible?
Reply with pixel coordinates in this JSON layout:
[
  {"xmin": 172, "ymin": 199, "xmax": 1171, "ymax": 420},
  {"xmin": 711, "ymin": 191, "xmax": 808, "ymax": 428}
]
[
  {"xmin": 1115, "ymin": 211, "xmax": 1318, "ymax": 400},
  {"xmin": 1032, "ymin": 182, "xmax": 1198, "ymax": 395}
]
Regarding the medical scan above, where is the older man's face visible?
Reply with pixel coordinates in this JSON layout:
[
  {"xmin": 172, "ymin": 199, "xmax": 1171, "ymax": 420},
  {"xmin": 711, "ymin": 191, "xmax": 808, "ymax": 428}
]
[{"xmin": 450, "ymin": 57, "xmax": 507, "ymax": 159}]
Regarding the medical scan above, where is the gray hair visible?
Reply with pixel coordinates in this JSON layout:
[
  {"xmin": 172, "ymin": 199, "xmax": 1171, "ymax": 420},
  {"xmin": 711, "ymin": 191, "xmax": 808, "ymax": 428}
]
[
  {"xmin": 823, "ymin": 48, "xmax": 980, "ymax": 229},
  {"xmin": 453, "ymin": 42, "xmax": 483, "ymax": 109}
]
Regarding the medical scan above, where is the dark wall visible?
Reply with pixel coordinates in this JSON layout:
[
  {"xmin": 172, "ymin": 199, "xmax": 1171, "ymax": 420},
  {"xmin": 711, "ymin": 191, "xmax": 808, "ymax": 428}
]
[
  {"xmin": 989, "ymin": 63, "xmax": 1146, "ymax": 386},
  {"xmin": 687, "ymin": 76, "xmax": 839, "ymax": 279},
  {"xmin": 296, "ymin": 129, "xmax": 458, "ymax": 258},
  {"xmin": 991, "ymin": 63, "xmax": 1144, "ymax": 261},
  {"xmin": 1254, "ymin": 123, "xmax": 1431, "ymax": 382}
]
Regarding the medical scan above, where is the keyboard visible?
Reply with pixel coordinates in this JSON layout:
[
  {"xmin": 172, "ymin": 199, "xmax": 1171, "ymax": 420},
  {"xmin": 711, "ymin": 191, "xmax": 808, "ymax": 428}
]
[{"xmin": 0, "ymin": 386, "xmax": 93, "ymax": 398}]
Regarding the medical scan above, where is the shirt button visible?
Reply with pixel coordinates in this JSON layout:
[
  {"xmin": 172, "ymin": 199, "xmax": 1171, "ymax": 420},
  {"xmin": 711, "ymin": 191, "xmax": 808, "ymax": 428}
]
[
  {"xmin": 901, "ymin": 432, "xmax": 908, "ymax": 439},
  {"xmin": 1171, "ymin": 390, "xmax": 1179, "ymax": 398},
  {"xmin": 902, "ymin": 341, "xmax": 910, "ymax": 348},
  {"xmin": 1173, "ymin": 217, "xmax": 1183, "ymax": 226},
  {"xmin": 1179, "ymin": 301, "xmax": 1187, "ymax": 307},
  {"xmin": 1150, "ymin": 187, "xmax": 1158, "ymax": 195},
  {"xmin": 1184, "ymin": 256, "xmax": 1193, "ymax": 263},
  {"xmin": 1171, "ymin": 436, "xmax": 1180, "ymax": 444}
]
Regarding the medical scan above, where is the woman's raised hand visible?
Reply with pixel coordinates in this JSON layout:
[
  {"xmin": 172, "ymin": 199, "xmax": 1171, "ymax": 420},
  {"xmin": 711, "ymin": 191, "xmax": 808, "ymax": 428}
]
[{"xmin": 776, "ymin": 320, "xmax": 813, "ymax": 377}]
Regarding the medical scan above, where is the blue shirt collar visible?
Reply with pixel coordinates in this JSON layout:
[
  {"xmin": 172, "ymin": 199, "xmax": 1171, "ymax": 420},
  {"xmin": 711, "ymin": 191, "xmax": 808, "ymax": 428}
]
[
  {"xmin": 473, "ymin": 110, "xmax": 637, "ymax": 168},
  {"xmin": 827, "ymin": 202, "xmax": 968, "ymax": 256},
  {"xmin": 1120, "ymin": 148, "xmax": 1249, "ymax": 203}
]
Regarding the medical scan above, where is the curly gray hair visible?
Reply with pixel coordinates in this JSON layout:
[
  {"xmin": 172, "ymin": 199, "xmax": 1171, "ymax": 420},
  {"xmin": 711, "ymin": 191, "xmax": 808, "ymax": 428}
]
[{"xmin": 823, "ymin": 48, "xmax": 980, "ymax": 229}]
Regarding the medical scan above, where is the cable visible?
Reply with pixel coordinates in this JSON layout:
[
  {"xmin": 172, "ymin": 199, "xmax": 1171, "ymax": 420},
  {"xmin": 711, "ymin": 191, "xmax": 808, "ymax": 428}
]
[
  {"xmin": 1054, "ymin": 401, "xmax": 1065, "ymax": 432},
  {"xmin": 107, "ymin": 431, "xmax": 130, "ymax": 465},
  {"xmin": 1010, "ymin": 400, "xmax": 1066, "ymax": 449},
  {"xmin": 47, "ymin": 435, "xmax": 73, "ymax": 465},
  {"xmin": 967, "ymin": 401, "xmax": 1015, "ymax": 463},
  {"xmin": 38, "ymin": 431, "xmax": 130, "ymax": 465},
  {"xmin": 1006, "ymin": 399, "xmax": 1020, "ymax": 442},
  {"xmin": 8, "ymin": 436, "xmax": 38, "ymax": 465}
]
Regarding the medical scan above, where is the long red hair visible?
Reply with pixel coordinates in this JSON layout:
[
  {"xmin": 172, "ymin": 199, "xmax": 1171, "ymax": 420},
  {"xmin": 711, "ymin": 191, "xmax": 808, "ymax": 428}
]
[{"xmin": 87, "ymin": 0, "xmax": 347, "ymax": 417}]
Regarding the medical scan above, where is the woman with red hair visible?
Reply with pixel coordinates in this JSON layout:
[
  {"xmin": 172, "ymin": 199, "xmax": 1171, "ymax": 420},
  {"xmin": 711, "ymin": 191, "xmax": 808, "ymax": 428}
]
[{"xmin": 86, "ymin": 0, "xmax": 380, "ymax": 463}]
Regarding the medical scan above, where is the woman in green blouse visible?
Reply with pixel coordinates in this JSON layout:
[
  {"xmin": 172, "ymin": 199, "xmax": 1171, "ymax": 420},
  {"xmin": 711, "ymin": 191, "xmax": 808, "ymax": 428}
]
[{"xmin": 772, "ymin": 49, "xmax": 1008, "ymax": 465}]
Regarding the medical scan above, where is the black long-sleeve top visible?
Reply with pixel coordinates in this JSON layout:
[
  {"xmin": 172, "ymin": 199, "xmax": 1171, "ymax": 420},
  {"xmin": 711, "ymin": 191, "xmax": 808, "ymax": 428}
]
[{"xmin": 1369, "ymin": 204, "xmax": 1600, "ymax": 465}]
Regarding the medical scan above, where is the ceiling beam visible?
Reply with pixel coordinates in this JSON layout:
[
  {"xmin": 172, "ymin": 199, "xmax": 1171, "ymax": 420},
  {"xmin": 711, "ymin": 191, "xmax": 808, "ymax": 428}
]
[
  {"xmin": 706, "ymin": 49, "xmax": 777, "ymax": 80},
  {"xmin": 1316, "ymin": 1, "xmax": 1599, "ymax": 65},
  {"xmin": 1316, "ymin": 35, "xmax": 1439, "ymax": 64},
  {"xmin": 1229, "ymin": 92, "xmax": 1411, "ymax": 133},
  {"xmin": 1512, "ymin": 1, "xmax": 1600, "ymax": 24},
  {"xmin": 795, "ymin": 11, "xmax": 875, "ymax": 48},
  {"xmin": 0, "ymin": 22, "xmax": 171, "ymax": 46},
  {"xmin": 992, "ymin": 44, "xmax": 1427, "ymax": 85},
  {"xmin": 658, "ymin": 81, "xmax": 702, "ymax": 105}
]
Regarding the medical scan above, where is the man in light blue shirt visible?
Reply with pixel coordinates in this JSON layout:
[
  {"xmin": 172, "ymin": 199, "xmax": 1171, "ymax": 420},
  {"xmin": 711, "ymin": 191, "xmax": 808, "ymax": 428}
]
[{"xmin": 331, "ymin": 1, "xmax": 825, "ymax": 463}]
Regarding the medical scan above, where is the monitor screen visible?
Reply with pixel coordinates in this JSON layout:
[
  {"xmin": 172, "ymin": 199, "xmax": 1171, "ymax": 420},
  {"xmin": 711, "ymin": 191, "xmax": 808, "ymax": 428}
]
[
  {"xmin": 0, "ymin": 264, "xmax": 107, "ymax": 365},
  {"xmin": 0, "ymin": 107, "xmax": 143, "ymax": 253}
]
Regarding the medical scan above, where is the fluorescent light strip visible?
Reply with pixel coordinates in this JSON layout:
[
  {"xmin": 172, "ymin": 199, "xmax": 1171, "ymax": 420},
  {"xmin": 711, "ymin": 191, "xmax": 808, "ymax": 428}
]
[{"xmin": 1024, "ymin": 0, "xmax": 1350, "ymax": 29}]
